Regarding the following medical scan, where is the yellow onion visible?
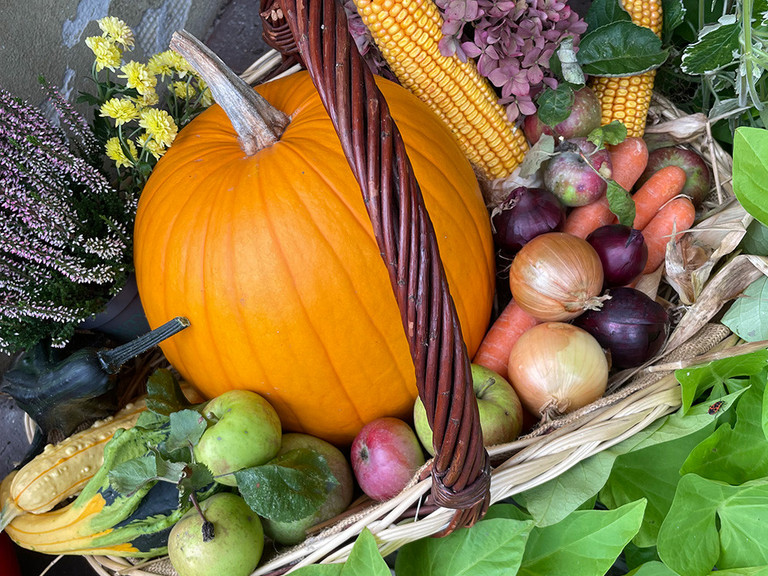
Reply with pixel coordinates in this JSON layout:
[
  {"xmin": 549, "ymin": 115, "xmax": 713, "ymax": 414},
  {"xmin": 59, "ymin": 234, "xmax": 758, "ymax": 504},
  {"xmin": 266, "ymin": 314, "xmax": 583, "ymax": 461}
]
[
  {"xmin": 507, "ymin": 322, "xmax": 608, "ymax": 419},
  {"xmin": 508, "ymin": 232, "xmax": 607, "ymax": 321}
]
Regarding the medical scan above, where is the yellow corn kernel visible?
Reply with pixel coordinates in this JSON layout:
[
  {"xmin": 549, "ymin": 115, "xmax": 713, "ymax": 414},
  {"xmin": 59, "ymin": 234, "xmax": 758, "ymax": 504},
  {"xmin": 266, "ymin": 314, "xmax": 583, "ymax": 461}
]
[
  {"xmin": 589, "ymin": 0, "xmax": 662, "ymax": 137},
  {"xmin": 353, "ymin": 0, "xmax": 528, "ymax": 180}
]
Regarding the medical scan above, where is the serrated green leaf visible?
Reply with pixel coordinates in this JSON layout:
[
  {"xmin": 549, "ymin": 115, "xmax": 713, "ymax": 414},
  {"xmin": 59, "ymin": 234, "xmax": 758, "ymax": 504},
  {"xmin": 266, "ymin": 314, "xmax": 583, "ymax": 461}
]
[
  {"xmin": 658, "ymin": 475, "xmax": 768, "ymax": 575},
  {"xmin": 677, "ymin": 350, "xmax": 768, "ymax": 413},
  {"xmin": 681, "ymin": 377, "xmax": 768, "ymax": 484},
  {"xmin": 681, "ymin": 17, "xmax": 740, "ymax": 74},
  {"xmin": 152, "ymin": 447, "xmax": 189, "ymax": 483},
  {"xmin": 734, "ymin": 127, "xmax": 768, "ymax": 227},
  {"xmin": 108, "ymin": 453, "xmax": 157, "ymax": 496},
  {"xmin": 518, "ymin": 500, "xmax": 646, "ymax": 576},
  {"xmin": 588, "ymin": 121, "xmax": 627, "ymax": 148},
  {"xmin": 395, "ymin": 517, "xmax": 533, "ymax": 576},
  {"xmin": 519, "ymin": 134, "xmax": 556, "ymax": 177},
  {"xmin": 599, "ymin": 423, "xmax": 714, "ymax": 547},
  {"xmin": 178, "ymin": 462, "xmax": 214, "ymax": 504},
  {"xmin": 722, "ymin": 276, "xmax": 768, "ymax": 341},
  {"xmin": 166, "ymin": 409, "xmax": 207, "ymax": 454},
  {"xmin": 235, "ymin": 448, "xmax": 336, "ymax": 522},
  {"xmin": 341, "ymin": 529, "xmax": 391, "ymax": 576},
  {"xmin": 661, "ymin": 0, "xmax": 686, "ymax": 40},
  {"xmin": 145, "ymin": 369, "xmax": 193, "ymax": 416},
  {"xmin": 578, "ymin": 22, "xmax": 668, "ymax": 76},
  {"xmin": 607, "ymin": 179, "xmax": 636, "ymax": 226},
  {"xmin": 627, "ymin": 560, "xmax": 679, "ymax": 576},
  {"xmin": 585, "ymin": 0, "xmax": 631, "ymax": 30},
  {"xmin": 537, "ymin": 85, "xmax": 576, "ymax": 127}
]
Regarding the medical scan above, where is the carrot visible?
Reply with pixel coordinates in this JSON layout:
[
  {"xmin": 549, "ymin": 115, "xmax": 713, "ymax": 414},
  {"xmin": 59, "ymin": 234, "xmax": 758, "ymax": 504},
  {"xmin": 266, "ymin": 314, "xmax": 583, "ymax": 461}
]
[
  {"xmin": 641, "ymin": 196, "xmax": 696, "ymax": 274},
  {"xmin": 607, "ymin": 137, "xmax": 649, "ymax": 191},
  {"xmin": 562, "ymin": 195, "xmax": 617, "ymax": 239},
  {"xmin": 472, "ymin": 299, "xmax": 540, "ymax": 379},
  {"xmin": 632, "ymin": 165, "xmax": 688, "ymax": 230}
]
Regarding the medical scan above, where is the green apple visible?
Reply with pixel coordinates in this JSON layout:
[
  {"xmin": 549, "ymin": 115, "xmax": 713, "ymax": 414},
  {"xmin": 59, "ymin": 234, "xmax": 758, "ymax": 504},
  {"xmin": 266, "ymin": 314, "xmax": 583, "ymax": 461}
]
[
  {"xmin": 168, "ymin": 492, "xmax": 264, "ymax": 576},
  {"xmin": 413, "ymin": 364, "xmax": 523, "ymax": 455},
  {"xmin": 194, "ymin": 389, "xmax": 282, "ymax": 486},
  {"xmin": 262, "ymin": 433, "xmax": 354, "ymax": 545}
]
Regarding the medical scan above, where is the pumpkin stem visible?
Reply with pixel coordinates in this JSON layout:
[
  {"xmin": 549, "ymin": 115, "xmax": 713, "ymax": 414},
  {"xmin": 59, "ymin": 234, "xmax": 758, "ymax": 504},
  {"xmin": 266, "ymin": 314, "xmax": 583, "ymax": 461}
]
[{"xmin": 170, "ymin": 30, "xmax": 289, "ymax": 155}]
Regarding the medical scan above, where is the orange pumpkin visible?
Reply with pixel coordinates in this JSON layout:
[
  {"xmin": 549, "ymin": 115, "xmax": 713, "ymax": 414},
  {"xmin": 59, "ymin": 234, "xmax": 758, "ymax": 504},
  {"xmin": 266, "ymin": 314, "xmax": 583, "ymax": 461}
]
[{"xmin": 134, "ymin": 69, "xmax": 494, "ymax": 445}]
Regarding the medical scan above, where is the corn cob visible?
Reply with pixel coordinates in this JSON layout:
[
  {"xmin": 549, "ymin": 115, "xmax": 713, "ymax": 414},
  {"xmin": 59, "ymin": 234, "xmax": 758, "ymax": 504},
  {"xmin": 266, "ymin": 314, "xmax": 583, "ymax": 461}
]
[
  {"xmin": 353, "ymin": 0, "xmax": 529, "ymax": 181},
  {"xmin": 589, "ymin": 0, "xmax": 663, "ymax": 137}
]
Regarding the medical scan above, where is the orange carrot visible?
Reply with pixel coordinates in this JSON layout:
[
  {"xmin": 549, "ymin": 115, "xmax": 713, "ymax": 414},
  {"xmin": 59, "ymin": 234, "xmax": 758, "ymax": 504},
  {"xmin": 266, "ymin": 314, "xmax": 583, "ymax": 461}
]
[
  {"xmin": 641, "ymin": 196, "xmax": 696, "ymax": 274},
  {"xmin": 632, "ymin": 165, "xmax": 688, "ymax": 230},
  {"xmin": 562, "ymin": 195, "xmax": 617, "ymax": 239},
  {"xmin": 607, "ymin": 137, "xmax": 649, "ymax": 191},
  {"xmin": 472, "ymin": 299, "xmax": 540, "ymax": 380}
]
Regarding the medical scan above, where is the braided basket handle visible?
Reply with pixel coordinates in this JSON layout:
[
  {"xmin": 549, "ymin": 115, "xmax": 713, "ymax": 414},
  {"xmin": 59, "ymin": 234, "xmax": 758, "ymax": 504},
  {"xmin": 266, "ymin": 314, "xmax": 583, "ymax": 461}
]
[{"xmin": 260, "ymin": 0, "xmax": 491, "ymax": 533}]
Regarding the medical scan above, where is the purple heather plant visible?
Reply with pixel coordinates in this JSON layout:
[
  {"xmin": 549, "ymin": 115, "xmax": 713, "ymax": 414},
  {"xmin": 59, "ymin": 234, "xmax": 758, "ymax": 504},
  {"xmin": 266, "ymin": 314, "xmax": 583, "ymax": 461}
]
[{"xmin": 0, "ymin": 84, "xmax": 134, "ymax": 354}]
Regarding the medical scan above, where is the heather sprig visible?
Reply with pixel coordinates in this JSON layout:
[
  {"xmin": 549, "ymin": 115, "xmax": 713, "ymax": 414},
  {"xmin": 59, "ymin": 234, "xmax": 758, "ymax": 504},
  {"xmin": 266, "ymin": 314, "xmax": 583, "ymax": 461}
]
[
  {"xmin": 81, "ymin": 17, "xmax": 212, "ymax": 196},
  {"xmin": 0, "ymin": 86, "xmax": 133, "ymax": 353}
]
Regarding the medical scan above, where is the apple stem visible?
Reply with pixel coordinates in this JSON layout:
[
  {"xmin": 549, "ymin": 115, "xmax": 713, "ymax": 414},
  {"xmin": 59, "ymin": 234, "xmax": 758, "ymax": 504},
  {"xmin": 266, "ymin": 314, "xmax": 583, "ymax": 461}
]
[
  {"xmin": 189, "ymin": 492, "xmax": 215, "ymax": 542},
  {"xmin": 476, "ymin": 378, "xmax": 496, "ymax": 399}
]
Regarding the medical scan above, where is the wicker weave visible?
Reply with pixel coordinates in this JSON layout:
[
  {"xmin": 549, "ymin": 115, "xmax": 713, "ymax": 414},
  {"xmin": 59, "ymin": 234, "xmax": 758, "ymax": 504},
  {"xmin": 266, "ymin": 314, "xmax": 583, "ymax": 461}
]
[{"xmin": 79, "ymin": 0, "xmax": 746, "ymax": 573}]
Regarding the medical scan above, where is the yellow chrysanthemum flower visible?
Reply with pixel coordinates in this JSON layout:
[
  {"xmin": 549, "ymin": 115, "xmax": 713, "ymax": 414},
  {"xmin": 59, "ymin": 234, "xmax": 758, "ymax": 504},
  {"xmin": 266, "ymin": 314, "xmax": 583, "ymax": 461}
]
[
  {"xmin": 105, "ymin": 136, "xmax": 138, "ymax": 168},
  {"xmin": 138, "ymin": 108, "xmax": 178, "ymax": 148},
  {"xmin": 137, "ymin": 132, "xmax": 167, "ymax": 160},
  {"xmin": 85, "ymin": 36, "xmax": 122, "ymax": 71},
  {"xmin": 172, "ymin": 81, "xmax": 196, "ymax": 100},
  {"xmin": 133, "ymin": 89, "xmax": 159, "ymax": 108},
  {"xmin": 119, "ymin": 61, "xmax": 157, "ymax": 96},
  {"xmin": 196, "ymin": 78, "xmax": 213, "ymax": 107},
  {"xmin": 98, "ymin": 16, "xmax": 134, "ymax": 48},
  {"xmin": 99, "ymin": 98, "xmax": 139, "ymax": 126},
  {"xmin": 148, "ymin": 50, "xmax": 191, "ymax": 79}
]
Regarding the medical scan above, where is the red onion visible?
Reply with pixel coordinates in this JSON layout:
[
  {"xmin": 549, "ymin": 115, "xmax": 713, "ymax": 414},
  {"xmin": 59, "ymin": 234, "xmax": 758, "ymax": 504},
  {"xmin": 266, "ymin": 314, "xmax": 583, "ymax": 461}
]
[
  {"xmin": 492, "ymin": 187, "xmax": 566, "ymax": 254},
  {"xmin": 573, "ymin": 287, "xmax": 670, "ymax": 368},
  {"xmin": 586, "ymin": 225, "xmax": 648, "ymax": 288}
]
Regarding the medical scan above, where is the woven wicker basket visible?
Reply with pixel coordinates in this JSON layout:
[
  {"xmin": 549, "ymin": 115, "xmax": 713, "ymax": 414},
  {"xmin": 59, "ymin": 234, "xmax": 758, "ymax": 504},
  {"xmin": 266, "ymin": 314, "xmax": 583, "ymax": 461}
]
[{"xmin": 76, "ymin": 0, "xmax": 756, "ymax": 574}]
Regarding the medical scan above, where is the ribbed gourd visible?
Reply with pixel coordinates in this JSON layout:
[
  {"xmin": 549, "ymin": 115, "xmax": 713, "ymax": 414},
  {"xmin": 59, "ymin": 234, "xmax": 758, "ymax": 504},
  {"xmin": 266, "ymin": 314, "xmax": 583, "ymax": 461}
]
[
  {"xmin": 133, "ymin": 33, "xmax": 495, "ymax": 445},
  {"xmin": 352, "ymin": 0, "xmax": 529, "ymax": 181},
  {"xmin": 589, "ymin": 0, "xmax": 663, "ymax": 137}
]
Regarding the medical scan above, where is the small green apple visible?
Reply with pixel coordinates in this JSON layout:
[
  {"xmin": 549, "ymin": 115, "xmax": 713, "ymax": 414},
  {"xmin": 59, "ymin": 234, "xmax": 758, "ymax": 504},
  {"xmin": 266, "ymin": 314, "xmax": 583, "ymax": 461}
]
[
  {"xmin": 262, "ymin": 433, "xmax": 354, "ymax": 545},
  {"xmin": 194, "ymin": 390, "xmax": 282, "ymax": 486},
  {"xmin": 168, "ymin": 492, "xmax": 264, "ymax": 576},
  {"xmin": 413, "ymin": 364, "xmax": 524, "ymax": 455}
]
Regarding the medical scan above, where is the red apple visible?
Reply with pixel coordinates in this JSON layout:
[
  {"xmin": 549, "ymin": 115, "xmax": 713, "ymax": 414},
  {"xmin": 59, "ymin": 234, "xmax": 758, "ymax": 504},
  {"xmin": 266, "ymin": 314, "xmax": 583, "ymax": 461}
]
[
  {"xmin": 635, "ymin": 146, "xmax": 712, "ymax": 205},
  {"xmin": 350, "ymin": 417, "xmax": 425, "ymax": 502},
  {"xmin": 523, "ymin": 86, "xmax": 602, "ymax": 145},
  {"xmin": 413, "ymin": 364, "xmax": 524, "ymax": 456},
  {"xmin": 543, "ymin": 138, "xmax": 612, "ymax": 207}
]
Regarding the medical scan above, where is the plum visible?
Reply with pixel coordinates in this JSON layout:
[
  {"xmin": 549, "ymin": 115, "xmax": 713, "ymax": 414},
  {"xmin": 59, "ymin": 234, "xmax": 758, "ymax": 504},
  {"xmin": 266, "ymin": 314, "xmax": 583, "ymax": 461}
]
[
  {"xmin": 543, "ymin": 138, "xmax": 612, "ymax": 207},
  {"xmin": 636, "ymin": 146, "xmax": 712, "ymax": 205},
  {"xmin": 523, "ymin": 86, "xmax": 602, "ymax": 145}
]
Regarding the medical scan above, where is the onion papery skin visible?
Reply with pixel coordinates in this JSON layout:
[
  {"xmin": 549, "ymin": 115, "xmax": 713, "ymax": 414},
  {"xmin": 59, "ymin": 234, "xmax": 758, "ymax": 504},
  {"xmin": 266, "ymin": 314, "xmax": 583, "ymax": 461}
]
[
  {"xmin": 573, "ymin": 287, "xmax": 670, "ymax": 368},
  {"xmin": 508, "ymin": 232, "xmax": 605, "ymax": 322},
  {"xmin": 507, "ymin": 322, "xmax": 608, "ymax": 418}
]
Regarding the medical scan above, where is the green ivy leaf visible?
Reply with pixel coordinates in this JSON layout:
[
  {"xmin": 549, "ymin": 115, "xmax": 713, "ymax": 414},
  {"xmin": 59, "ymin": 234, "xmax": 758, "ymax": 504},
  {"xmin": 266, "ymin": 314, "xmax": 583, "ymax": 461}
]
[
  {"xmin": 722, "ymin": 276, "xmax": 768, "ymax": 341},
  {"xmin": 739, "ymin": 220, "xmax": 768, "ymax": 256},
  {"xmin": 290, "ymin": 529, "xmax": 387, "ymax": 576},
  {"xmin": 681, "ymin": 17, "xmax": 740, "ymax": 75},
  {"xmin": 578, "ymin": 22, "xmax": 668, "ymax": 76},
  {"xmin": 681, "ymin": 376, "xmax": 768, "ymax": 485},
  {"xmin": 599, "ymin": 423, "xmax": 714, "ymax": 547},
  {"xmin": 734, "ymin": 127, "xmax": 768, "ymax": 227},
  {"xmin": 395, "ymin": 517, "xmax": 533, "ymax": 576},
  {"xmin": 627, "ymin": 561, "xmax": 679, "ymax": 576},
  {"xmin": 537, "ymin": 85, "xmax": 575, "ymax": 127},
  {"xmin": 585, "ymin": 0, "xmax": 631, "ymax": 30},
  {"xmin": 235, "ymin": 448, "xmax": 337, "ymax": 523},
  {"xmin": 658, "ymin": 475, "xmax": 768, "ymax": 575},
  {"xmin": 676, "ymin": 350, "xmax": 768, "ymax": 413},
  {"xmin": 606, "ymin": 180, "xmax": 636, "ymax": 226},
  {"xmin": 145, "ymin": 368, "xmax": 193, "ymax": 416},
  {"xmin": 624, "ymin": 543, "xmax": 661, "ymax": 571},
  {"xmin": 517, "ymin": 500, "xmax": 646, "ymax": 576}
]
